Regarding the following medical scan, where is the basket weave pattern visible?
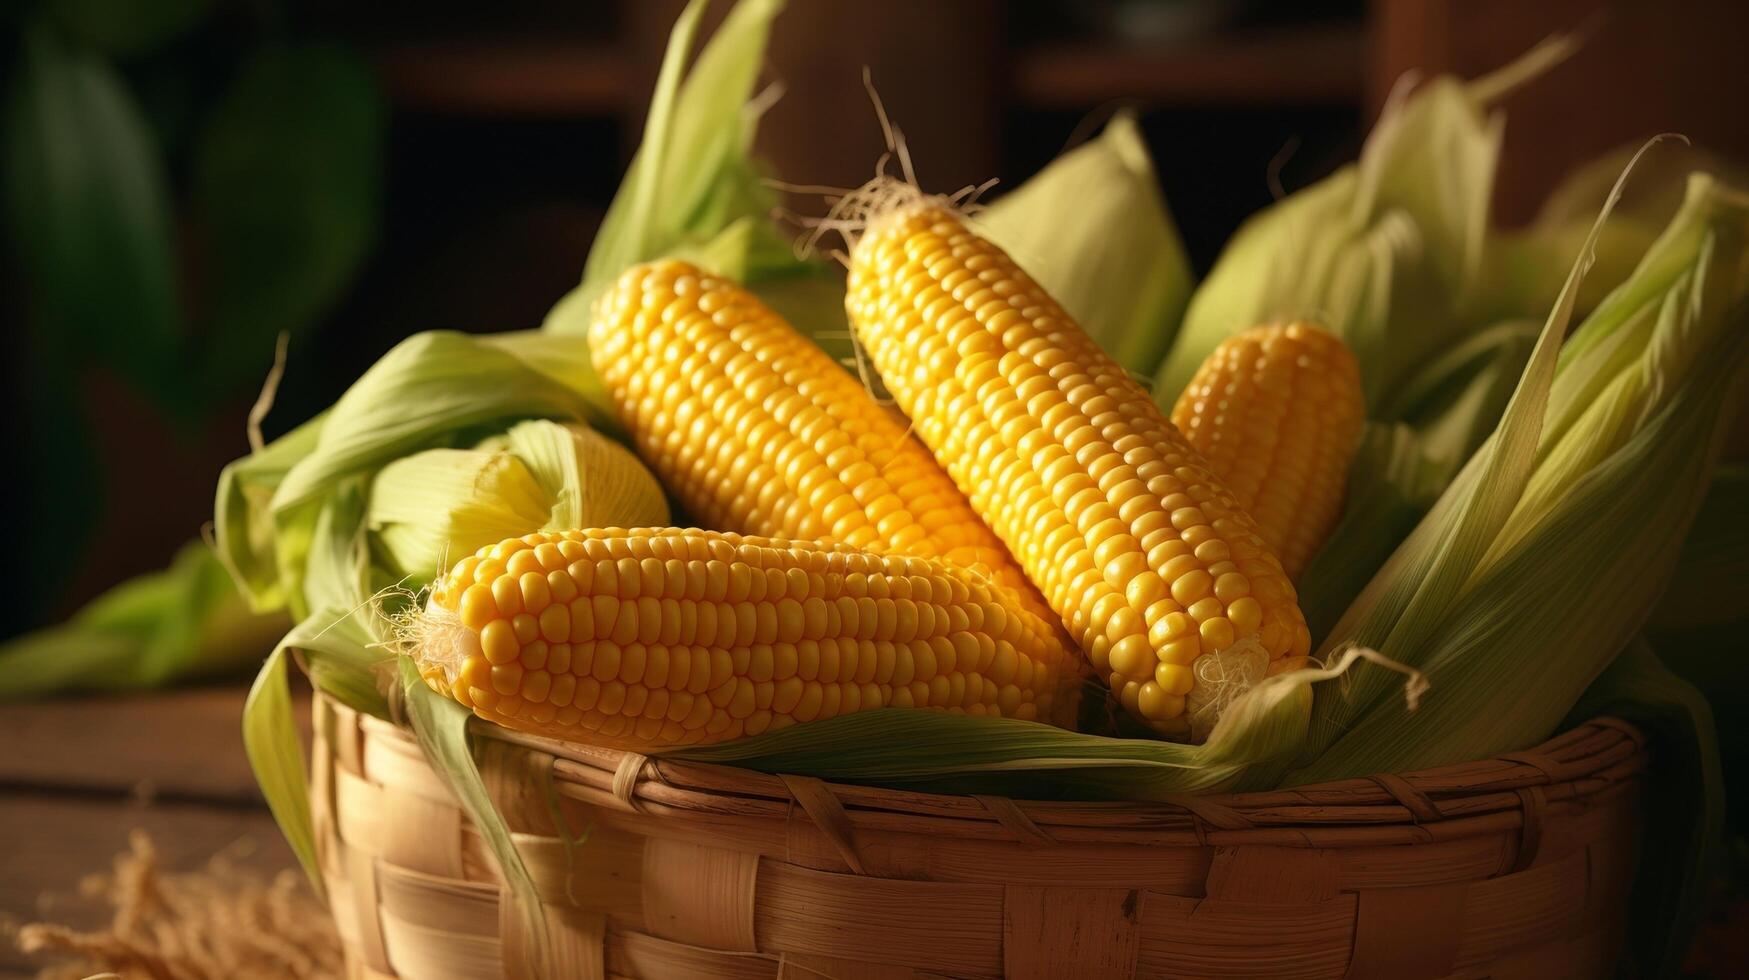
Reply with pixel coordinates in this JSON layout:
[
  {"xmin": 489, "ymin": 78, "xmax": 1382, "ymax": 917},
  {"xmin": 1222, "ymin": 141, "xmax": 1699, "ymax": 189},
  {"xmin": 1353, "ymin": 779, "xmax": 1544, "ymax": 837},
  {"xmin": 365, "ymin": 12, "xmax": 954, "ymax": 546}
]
[{"xmin": 310, "ymin": 693, "xmax": 1645, "ymax": 979}]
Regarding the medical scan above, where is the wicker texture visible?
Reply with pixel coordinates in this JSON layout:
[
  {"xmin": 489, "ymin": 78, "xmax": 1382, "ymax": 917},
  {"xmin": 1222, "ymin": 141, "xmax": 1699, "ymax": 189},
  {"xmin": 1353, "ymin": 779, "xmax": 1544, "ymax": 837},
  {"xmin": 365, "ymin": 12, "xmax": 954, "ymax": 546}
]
[{"xmin": 310, "ymin": 692, "xmax": 1645, "ymax": 979}]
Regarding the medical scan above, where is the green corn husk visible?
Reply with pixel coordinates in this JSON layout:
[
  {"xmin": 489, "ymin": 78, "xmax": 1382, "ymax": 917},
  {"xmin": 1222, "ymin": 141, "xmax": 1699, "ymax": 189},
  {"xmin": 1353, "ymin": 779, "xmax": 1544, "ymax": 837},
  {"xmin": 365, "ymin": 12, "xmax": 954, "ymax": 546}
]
[
  {"xmin": 1280, "ymin": 174, "xmax": 1749, "ymax": 978},
  {"xmin": 369, "ymin": 419, "xmax": 669, "ymax": 585},
  {"xmin": 215, "ymin": 330, "xmax": 611, "ymax": 621},
  {"xmin": 1297, "ymin": 319, "xmax": 1538, "ymax": 631},
  {"xmin": 1478, "ymin": 142, "xmax": 1749, "ymax": 324},
  {"xmin": 543, "ymin": 0, "xmax": 811, "ymax": 342},
  {"xmin": 1153, "ymin": 38, "xmax": 1573, "ymax": 412},
  {"xmin": 975, "ymin": 111, "xmax": 1193, "ymax": 377},
  {"xmin": 1295, "ymin": 143, "xmax": 1743, "ymax": 630},
  {"xmin": 0, "ymin": 542, "xmax": 287, "ymax": 700},
  {"xmin": 1296, "ymin": 172, "xmax": 1749, "ymax": 775},
  {"xmin": 245, "ymin": 479, "xmax": 377, "ymax": 892},
  {"xmin": 1294, "ymin": 422, "xmax": 1444, "ymax": 638},
  {"xmin": 676, "ymin": 648, "xmax": 1376, "ymax": 799}
]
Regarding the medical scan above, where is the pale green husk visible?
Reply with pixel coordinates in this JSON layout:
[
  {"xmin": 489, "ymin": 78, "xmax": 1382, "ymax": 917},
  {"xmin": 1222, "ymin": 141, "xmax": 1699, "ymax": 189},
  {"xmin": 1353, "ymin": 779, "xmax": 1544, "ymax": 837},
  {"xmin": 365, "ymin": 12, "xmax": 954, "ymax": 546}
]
[
  {"xmin": 370, "ymin": 420, "xmax": 669, "ymax": 585},
  {"xmin": 542, "ymin": 0, "xmax": 800, "ymax": 341},
  {"xmin": 1153, "ymin": 37, "xmax": 1573, "ymax": 411},
  {"xmin": 976, "ymin": 112, "xmax": 1193, "ymax": 377},
  {"xmin": 1294, "ymin": 173, "xmax": 1749, "ymax": 781}
]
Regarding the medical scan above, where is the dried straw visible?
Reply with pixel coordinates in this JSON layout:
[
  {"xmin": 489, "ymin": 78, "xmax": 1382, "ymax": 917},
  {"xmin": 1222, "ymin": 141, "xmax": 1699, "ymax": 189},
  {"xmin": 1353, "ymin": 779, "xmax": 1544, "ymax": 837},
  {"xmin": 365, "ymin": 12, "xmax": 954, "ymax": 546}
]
[{"xmin": 10, "ymin": 831, "xmax": 341, "ymax": 980}]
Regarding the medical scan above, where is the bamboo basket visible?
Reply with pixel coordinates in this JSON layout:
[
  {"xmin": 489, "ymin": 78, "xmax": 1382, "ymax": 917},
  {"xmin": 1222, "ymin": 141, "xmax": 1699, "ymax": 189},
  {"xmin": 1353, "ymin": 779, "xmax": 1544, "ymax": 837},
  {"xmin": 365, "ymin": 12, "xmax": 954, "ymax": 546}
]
[{"xmin": 309, "ymin": 691, "xmax": 1647, "ymax": 980}]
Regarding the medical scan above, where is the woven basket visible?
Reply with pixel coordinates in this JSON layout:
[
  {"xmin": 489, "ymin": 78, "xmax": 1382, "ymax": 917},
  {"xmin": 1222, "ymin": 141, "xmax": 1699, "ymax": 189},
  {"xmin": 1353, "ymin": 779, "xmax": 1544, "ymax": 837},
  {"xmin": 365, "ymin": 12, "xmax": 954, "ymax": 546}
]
[{"xmin": 309, "ymin": 691, "xmax": 1647, "ymax": 980}]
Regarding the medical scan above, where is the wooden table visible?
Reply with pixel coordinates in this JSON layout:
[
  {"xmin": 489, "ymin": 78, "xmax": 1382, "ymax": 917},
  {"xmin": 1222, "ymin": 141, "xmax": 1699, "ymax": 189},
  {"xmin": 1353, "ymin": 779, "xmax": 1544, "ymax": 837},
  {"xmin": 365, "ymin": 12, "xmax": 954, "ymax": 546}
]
[{"xmin": 0, "ymin": 685, "xmax": 307, "ymax": 978}]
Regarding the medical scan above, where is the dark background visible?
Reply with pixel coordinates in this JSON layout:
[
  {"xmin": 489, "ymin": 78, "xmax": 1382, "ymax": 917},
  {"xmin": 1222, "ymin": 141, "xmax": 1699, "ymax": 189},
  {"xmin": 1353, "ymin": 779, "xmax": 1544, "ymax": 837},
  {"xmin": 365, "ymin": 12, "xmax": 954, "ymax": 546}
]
[{"xmin": 6, "ymin": 0, "xmax": 1749, "ymax": 636}]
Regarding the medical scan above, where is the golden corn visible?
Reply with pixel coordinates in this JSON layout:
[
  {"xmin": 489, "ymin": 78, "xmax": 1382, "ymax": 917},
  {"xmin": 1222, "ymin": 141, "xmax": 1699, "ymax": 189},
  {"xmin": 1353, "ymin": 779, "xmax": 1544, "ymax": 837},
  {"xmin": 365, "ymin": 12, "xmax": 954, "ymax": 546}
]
[
  {"xmin": 589, "ymin": 259, "xmax": 1055, "ymax": 625},
  {"xmin": 846, "ymin": 204, "xmax": 1311, "ymax": 738},
  {"xmin": 414, "ymin": 527, "xmax": 1083, "ymax": 748},
  {"xmin": 1171, "ymin": 323, "xmax": 1364, "ymax": 579}
]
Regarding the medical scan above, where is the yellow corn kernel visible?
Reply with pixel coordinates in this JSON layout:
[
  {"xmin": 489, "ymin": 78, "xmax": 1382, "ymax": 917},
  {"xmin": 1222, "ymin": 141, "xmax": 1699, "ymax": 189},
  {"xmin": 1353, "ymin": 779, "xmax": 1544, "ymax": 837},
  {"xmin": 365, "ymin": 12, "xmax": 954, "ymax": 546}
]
[
  {"xmin": 418, "ymin": 528, "xmax": 1082, "ymax": 748},
  {"xmin": 846, "ymin": 204, "xmax": 1311, "ymax": 739},
  {"xmin": 588, "ymin": 260, "xmax": 1055, "ymax": 626},
  {"xmin": 1171, "ymin": 323, "xmax": 1364, "ymax": 579}
]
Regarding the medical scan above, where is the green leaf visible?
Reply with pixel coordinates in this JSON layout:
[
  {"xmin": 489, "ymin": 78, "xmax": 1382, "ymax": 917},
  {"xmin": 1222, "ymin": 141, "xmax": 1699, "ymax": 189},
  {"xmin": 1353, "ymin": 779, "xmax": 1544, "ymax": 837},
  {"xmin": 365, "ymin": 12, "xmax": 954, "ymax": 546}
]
[
  {"xmin": 976, "ymin": 112, "xmax": 1193, "ymax": 377},
  {"xmin": 242, "ymin": 644, "xmax": 319, "ymax": 889},
  {"xmin": 1305, "ymin": 188, "xmax": 1598, "ymax": 745},
  {"xmin": 245, "ymin": 594, "xmax": 394, "ymax": 898},
  {"xmin": 1381, "ymin": 318, "xmax": 1540, "ymax": 471},
  {"xmin": 214, "ymin": 331, "xmax": 607, "ymax": 615},
  {"xmin": 1295, "ymin": 170, "xmax": 1749, "ymax": 781},
  {"xmin": 0, "ymin": 542, "xmax": 287, "ymax": 699},
  {"xmin": 298, "ymin": 482, "xmax": 397, "ymax": 716},
  {"xmin": 271, "ymin": 332, "xmax": 605, "ymax": 513},
  {"xmin": 1153, "ymin": 38, "xmax": 1573, "ymax": 412},
  {"xmin": 1295, "ymin": 423, "xmax": 1441, "ymax": 639},
  {"xmin": 369, "ymin": 419, "xmax": 669, "ymax": 586},
  {"xmin": 674, "ymin": 646, "xmax": 1412, "ymax": 797},
  {"xmin": 1298, "ymin": 328, "xmax": 1747, "ymax": 780},
  {"xmin": 547, "ymin": 0, "xmax": 797, "ymax": 340},
  {"xmin": 193, "ymin": 44, "xmax": 384, "ymax": 393},
  {"xmin": 582, "ymin": 0, "xmax": 780, "ymax": 286},
  {"xmin": 48, "ymin": 0, "xmax": 211, "ymax": 57},
  {"xmin": 5, "ymin": 24, "xmax": 181, "ymax": 402},
  {"xmin": 214, "ymin": 412, "xmax": 329, "ymax": 612},
  {"xmin": 1299, "ymin": 321, "xmax": 1539, "ymax": 636},
  {"xmin": 211, "ymin": 328, "xmax": 646, "ymax": 622},
  {"xmin": 1476, "ymin": 141, "xmax": 1749, "ymax": 325}
]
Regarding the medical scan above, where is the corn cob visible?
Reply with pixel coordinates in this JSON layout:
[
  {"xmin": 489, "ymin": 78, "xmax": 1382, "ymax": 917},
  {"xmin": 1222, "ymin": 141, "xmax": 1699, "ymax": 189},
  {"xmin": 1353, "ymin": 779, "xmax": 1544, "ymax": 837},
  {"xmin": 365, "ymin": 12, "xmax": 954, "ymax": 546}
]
[
  {"xmin": 846, "ymin": 203, "xmax": 1311, "ymax": 739},
  {"xmin": 588, "ymin": 259, "xmax": 1057, "ymax": 627},
  {"xmin": 412, "ymin": 528, "xmax": 1083, "ymax": 747},
  {"xmin": 1170, "ymin": 323, "xmax": 1364, "ymax": 579}
]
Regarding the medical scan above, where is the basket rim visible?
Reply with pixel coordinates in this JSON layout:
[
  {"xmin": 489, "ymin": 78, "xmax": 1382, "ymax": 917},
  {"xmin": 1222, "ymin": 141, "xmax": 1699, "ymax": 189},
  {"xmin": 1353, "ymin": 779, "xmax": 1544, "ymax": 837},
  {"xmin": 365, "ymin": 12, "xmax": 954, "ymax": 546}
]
[{"xmin": 330, "ymin": 688, "xmax": 1645, "ymax": 849}]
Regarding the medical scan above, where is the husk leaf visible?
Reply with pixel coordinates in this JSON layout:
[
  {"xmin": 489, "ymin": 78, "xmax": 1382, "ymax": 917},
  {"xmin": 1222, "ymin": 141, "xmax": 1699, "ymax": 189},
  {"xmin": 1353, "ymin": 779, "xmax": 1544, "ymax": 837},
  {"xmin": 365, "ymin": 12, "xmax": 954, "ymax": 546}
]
[
  {"xmin": 0, "ymin": 542, "xmax": 287, "ymax": 699},
  {"xmin": 369, "ymin": 420, "xmax": 668, "ymax": 584},
  {"xmin": 215, "ymin": 330, "xmax": 607, "ymax": 619},
  {"xmin": 1295, "ymin": 170, "xmax": 1749, "ymax": 781},
  {"xmin": 544, "ymin": 0, "xmax": 798, "ymax": 341},
  {"xmin": 976, "ymin": 112, "xmax": 1193, "ymax": 377},
  {"xmin": 1153, "ymin": 38, "xmax": 1574, "ymax": 411}
]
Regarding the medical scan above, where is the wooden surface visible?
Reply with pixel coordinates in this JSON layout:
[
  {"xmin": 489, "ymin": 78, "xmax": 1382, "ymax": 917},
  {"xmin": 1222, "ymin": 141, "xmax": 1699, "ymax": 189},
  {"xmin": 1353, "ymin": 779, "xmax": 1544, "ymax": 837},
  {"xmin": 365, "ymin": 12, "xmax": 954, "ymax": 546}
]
[{"xmin": 0, "ymin": 684, "xmax": 308, "ymax": 978}]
